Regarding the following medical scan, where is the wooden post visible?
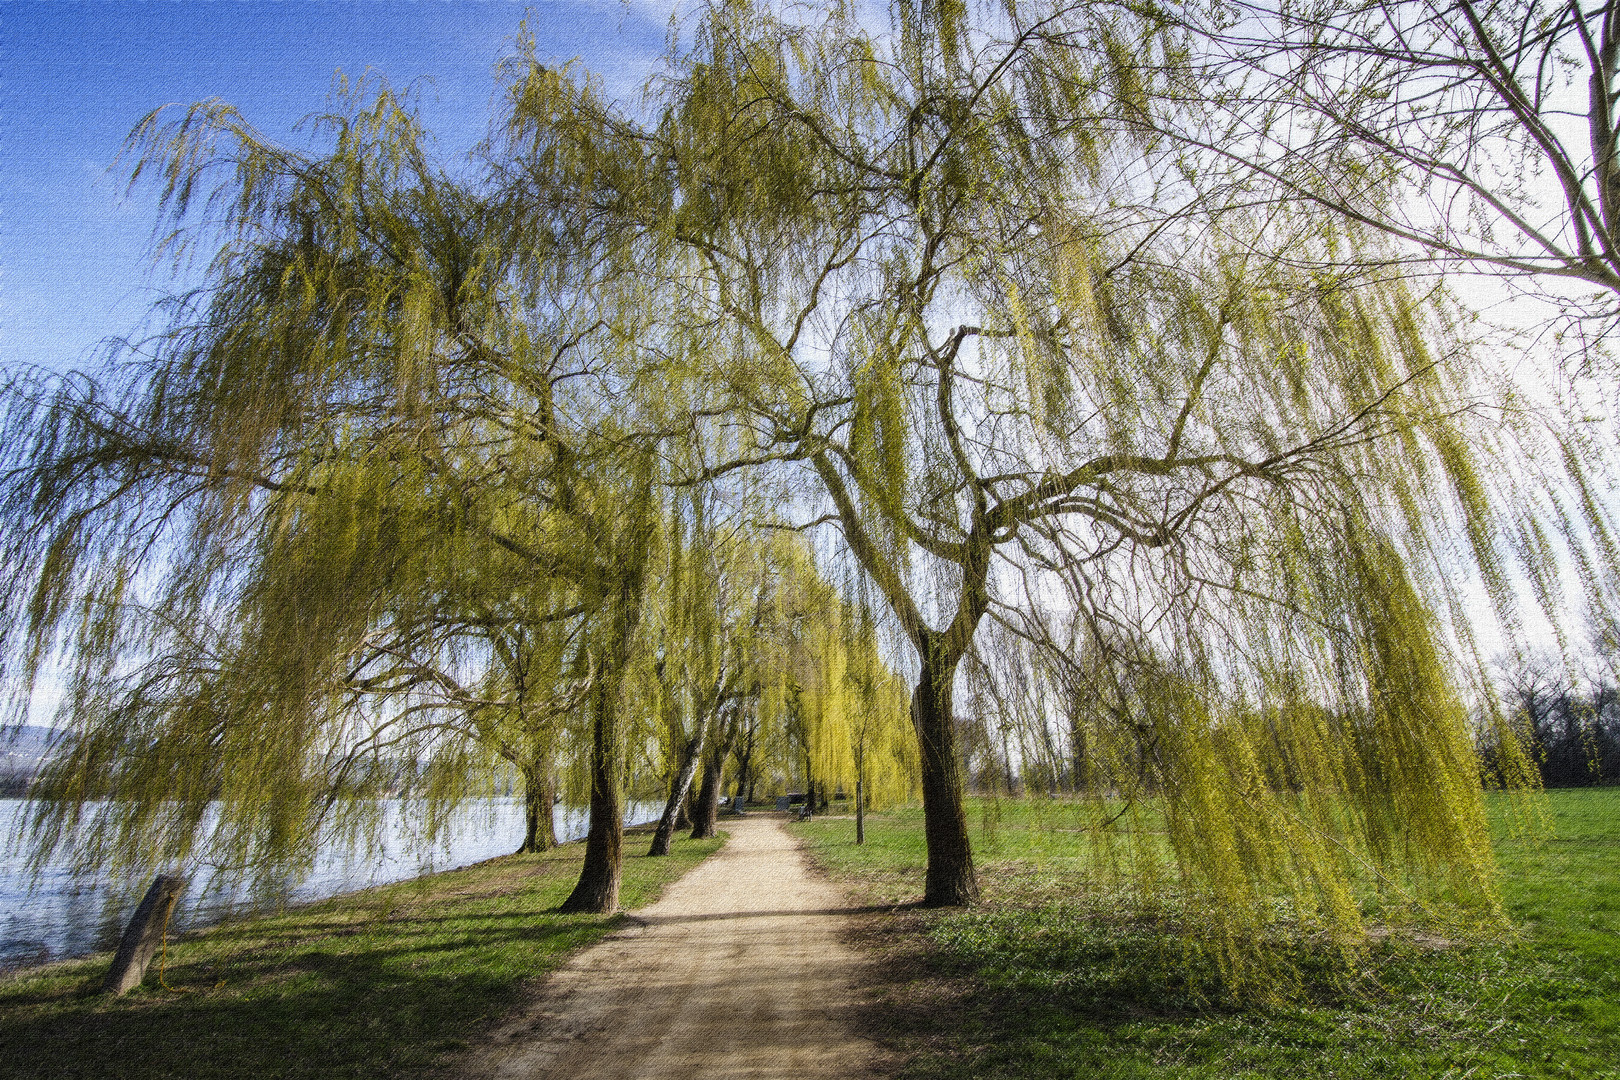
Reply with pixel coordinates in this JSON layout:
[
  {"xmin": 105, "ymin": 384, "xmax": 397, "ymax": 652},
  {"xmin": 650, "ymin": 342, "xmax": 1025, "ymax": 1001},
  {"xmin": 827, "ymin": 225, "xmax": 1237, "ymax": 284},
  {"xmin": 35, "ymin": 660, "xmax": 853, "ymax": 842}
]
[{"xmin": 103, "ymin": 873, "xmax": 186, "ymax": 996}]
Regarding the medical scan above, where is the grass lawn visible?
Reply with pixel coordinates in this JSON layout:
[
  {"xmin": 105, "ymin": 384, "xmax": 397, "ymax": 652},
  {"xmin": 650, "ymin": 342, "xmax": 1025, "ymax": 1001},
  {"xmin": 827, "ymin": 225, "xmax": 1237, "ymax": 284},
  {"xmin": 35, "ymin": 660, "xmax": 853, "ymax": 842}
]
[
  {"xmin": 0, "ymin": 831, "xmax": 723, "ymax": 1079},
  {"xmin": 796, "ymin": 789, "xmax": 1620, "ymax": 1079}
]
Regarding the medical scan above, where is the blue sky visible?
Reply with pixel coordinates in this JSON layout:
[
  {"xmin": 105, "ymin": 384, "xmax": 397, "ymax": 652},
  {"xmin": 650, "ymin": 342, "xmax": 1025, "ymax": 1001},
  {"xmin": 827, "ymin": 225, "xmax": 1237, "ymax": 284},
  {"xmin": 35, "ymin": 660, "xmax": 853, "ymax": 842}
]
[{"xmin": 1, "ymin": 1, "xmax": 678, "ymax": 373}]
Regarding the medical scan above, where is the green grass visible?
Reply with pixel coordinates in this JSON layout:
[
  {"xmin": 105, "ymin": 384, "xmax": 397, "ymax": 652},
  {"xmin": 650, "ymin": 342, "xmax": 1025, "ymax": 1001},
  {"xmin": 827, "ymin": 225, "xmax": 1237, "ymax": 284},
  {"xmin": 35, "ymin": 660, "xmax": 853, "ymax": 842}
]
[
  {"xmin": 796, "ymin": 790, "xmax": 1620, "ymax": 1079},
  {"xmin": 0, "ymin": 832, "xmax": 723, "ymax": 1079}
]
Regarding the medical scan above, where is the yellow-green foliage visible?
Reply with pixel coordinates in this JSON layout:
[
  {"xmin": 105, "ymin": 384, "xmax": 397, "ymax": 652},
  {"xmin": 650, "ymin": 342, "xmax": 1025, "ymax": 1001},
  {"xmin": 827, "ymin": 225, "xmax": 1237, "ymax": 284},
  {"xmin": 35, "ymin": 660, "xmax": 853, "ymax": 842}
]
[
  {"xmin": 748, "ymin": 535, "xmax": 917, "ymax": 806},
  {"xmin": 795, "ymin": 595, "xmax": 917, "ymax": 809},
  {"xmin": 6, "ymin": 0, "xmax": 1607, "ymax": 991},
  {"xmin": 0, "ymin": 77, "xmax": 673, "ymax": 889},
  {"xmin": 496, "ymin": 0, "xmax": 1560, "ymax": 965}
]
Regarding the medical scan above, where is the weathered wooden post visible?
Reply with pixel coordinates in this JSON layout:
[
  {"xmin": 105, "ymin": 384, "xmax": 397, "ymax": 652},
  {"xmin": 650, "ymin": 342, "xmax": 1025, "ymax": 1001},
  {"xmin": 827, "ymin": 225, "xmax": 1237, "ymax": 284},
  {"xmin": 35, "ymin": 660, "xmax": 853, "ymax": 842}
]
[{"xmin": 102, "ymin": 873, "xmax": 187, "ymax": 995}]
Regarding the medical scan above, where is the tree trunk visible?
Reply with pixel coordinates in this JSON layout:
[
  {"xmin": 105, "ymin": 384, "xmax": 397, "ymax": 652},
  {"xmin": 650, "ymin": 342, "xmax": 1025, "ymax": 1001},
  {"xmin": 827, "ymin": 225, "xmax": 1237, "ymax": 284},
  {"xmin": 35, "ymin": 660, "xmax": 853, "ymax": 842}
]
[
  {"xmin": 517, "ymin": 759, "xmax": 558, "ymax": 854},
  {"xmin": 560, "ymin": 676, "xmax": 623, "ymax": 913},
  {"xmin": 559, "ymin": 512, "xmax": 651, "ymax": 914},
  {"xmin": 914, "ymin": 639, "xmax": 979, "ymax": 906},
  {"xmin": 689, "ymin": 748, "xmax": 723, "ymax": 839},
  {"xmin": 103, "ymin": 873, "xmax": 187, "ymax": 995},
  {"xmin": 803, "ymin": 742, "xmax": 816, "ymax": 821},
  {"xmin": 674, "ymin": 778, "xmax": 693, "ymax": 830},
  {"xmin": 649, "ymin": 728, "xmax": 705, "ymax": 856},
  {"xmin": 1070, "ymin": 719, "xmax": 1089, "ymax": 795},
  {"xmin": 855, "ymin": 776, "xmax": 865, "ymax": 845},
  {"xmin": 733, "ymin": 745, "xmax": 752, "ymax": 810}
]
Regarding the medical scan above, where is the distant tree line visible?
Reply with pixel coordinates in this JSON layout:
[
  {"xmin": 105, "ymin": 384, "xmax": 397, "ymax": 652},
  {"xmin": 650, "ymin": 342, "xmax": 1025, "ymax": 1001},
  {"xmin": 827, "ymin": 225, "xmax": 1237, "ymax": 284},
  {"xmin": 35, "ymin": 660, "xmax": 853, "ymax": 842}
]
[{"xmin": 1484, "ymin": 658, "xmax": 1620, "ymax": 787}]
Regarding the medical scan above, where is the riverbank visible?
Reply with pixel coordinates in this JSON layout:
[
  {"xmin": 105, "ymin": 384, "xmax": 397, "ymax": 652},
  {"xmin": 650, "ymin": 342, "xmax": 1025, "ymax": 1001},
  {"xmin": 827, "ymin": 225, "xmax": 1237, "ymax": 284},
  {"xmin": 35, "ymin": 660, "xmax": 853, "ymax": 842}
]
[
  {"xmin": 0, "ymin": 829, "xmax": 723, "ymax": 1079},
  {"xmin": 793, "ymin": 788, "xmax": 1620, "ymax": 1079},
  {"xmin": 0, "ymin": 797, "xmax": 663, "ymax": 969}
]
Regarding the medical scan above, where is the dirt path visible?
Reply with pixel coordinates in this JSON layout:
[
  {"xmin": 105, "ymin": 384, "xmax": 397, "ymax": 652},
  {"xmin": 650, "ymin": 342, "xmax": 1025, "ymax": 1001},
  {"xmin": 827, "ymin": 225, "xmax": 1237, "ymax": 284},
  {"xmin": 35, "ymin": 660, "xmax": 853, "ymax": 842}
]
[{"xmin": 455, "ymin": 814, "xmax": 885, "ymax": 1080}]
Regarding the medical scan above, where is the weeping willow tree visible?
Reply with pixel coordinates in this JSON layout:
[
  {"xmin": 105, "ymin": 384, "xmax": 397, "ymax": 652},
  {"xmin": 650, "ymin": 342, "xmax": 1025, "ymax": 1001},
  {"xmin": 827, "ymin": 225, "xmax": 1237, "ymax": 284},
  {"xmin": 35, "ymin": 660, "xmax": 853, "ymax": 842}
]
[
  {"xmin": 641, "ymin": 490, "xmax": 761, "ymax": 855},
  {"xmin": 641, "ymin": 491, "xmax": 917, "ymax": 849},
  {"xmin": 495, "ymin": 0, "xmax": 1548, "ymax": 954},
  {"xmin": 0, "ymin": 80, "xmax": 669, "ymax": 912},
  {"xmin": 756, "ymin": 542, "xmax": 917, "ymax": 820},
  {"xmin": 0, "ymin": 1, "xmax": 1587, "ymax": 981}
]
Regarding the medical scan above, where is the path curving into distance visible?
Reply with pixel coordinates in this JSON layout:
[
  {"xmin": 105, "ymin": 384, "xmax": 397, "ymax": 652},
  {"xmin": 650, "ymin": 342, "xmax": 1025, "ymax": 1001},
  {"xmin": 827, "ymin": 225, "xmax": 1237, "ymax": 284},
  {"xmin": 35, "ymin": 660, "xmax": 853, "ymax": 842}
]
[{"xmin": 456, "ymin": 814, "xmax": 885, "ymax": 1080}]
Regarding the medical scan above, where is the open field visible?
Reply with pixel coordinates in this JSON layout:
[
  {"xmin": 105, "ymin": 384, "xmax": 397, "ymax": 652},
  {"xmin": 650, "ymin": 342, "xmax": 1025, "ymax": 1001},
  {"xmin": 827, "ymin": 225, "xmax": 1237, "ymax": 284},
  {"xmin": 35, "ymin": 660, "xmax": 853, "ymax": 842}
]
[
  {"xmin": 796, "ymin": 788, "xmax": 1620, "ymax": 1079},
  {"xmin": 0, "ymin": 831, "xmax": 723, "ymax": 1079}
]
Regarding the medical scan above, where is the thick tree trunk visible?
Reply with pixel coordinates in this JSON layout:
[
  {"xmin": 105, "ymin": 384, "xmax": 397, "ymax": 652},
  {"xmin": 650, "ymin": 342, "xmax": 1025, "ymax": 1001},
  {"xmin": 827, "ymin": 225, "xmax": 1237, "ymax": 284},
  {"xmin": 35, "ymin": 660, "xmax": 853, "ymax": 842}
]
[
  {"xmin": 810, "ymin": 448, "xmax": 984, "ymax": 906},
  {"xmin": 649, "ymin": 728, "xmax": 705, "ymax": 856},
  {"xmin": 517, "ymin": 760, "xmax": 558, "ymax": 854},
  {"xmin": 689, "ymin": 748, "xmax": 723, "ymax": 839},
  {"xmin": 103, "ymin": 873, "xmax": 187, "ymax": 995},
  {"xmin": 914, "ymin": 641, "xmax": 979, "ymax": 906},
  {"xmin": 559, "ymin": 514, "xmax": 650, "ymax": 914},
  {"xmin": 560, "ymin": 677, "xmax": 624, "ymax": 914}
]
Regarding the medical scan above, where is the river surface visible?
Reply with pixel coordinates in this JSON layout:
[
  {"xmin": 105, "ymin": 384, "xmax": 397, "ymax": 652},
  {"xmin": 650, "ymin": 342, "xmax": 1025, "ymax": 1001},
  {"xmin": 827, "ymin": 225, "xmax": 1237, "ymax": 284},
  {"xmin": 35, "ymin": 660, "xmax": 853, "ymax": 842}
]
[{"xmin": 0, "ymin": 797, "xmax": 659, "ymax": 971}]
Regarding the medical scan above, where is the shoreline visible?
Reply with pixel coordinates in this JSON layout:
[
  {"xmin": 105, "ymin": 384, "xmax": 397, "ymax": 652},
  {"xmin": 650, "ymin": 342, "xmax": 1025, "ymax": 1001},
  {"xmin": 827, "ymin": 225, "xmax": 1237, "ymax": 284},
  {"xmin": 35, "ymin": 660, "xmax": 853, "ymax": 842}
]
[
  {"xmin": 0, "ymin": 828, "xmax": 727, "ymax": 1079},
  {"xmin": 0, "ymin": 797, "xmax": 667, "ymax": 975}
]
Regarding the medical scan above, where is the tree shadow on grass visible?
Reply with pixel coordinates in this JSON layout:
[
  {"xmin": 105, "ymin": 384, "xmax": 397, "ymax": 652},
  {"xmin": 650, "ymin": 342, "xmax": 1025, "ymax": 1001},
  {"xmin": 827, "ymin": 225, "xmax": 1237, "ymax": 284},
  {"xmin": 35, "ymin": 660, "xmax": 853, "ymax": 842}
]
[
  {"xmin": 0, "ymin": 910, "xmax": 611, "ymax": 1080},
  {"xmin": 848, "ymin": 904, "xmax": 1514, "ymax": 1080}
]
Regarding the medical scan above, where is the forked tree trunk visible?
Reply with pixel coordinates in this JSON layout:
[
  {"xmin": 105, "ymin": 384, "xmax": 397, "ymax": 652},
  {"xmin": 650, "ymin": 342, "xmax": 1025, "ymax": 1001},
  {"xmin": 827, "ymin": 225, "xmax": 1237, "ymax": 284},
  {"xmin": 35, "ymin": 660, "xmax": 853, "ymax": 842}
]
[
  {"xmin": 689, "ymin": 749, "xmax": 723, "ymax": 839},
  {"xmin": 914, "ymin": 640, "xmax": 979, "ymax": 906},
  {"xmin": 560, "ymin": 676, "xmax": 623, "ymax": 914},
  {"xmin": 517, "ymin": 761, "xmax": 558, "ymax": 854},
  {"xmin": 649, "ymin": 728, "xmax": 705, "ymax": 856},
  {"xmin": 809, "ymin": 450, "xmax": 982, "ymax": 906}
]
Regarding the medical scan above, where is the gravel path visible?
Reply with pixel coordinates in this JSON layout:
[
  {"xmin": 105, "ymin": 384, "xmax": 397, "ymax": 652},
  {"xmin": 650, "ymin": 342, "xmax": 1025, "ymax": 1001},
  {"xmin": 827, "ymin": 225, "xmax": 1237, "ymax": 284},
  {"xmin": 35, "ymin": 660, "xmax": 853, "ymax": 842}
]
[{"xmin": 455, "ymin": 814, "xmax": 883, "ymax": 1080}]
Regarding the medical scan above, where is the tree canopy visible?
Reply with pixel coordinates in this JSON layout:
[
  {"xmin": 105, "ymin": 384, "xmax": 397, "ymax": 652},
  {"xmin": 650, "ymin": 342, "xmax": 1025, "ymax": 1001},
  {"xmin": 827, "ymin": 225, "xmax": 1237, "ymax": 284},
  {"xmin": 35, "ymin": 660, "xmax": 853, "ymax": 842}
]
[{"xmin": 4, "ymin": 0, "xmax": 1610, "ymax": 981}]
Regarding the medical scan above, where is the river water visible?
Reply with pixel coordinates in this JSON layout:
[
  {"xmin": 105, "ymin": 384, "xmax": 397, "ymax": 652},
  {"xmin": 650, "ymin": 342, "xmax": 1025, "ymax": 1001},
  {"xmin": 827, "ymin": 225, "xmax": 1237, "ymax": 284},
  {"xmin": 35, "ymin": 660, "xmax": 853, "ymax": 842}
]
[{"xmin": 0, "ymin": 797, "xmax": 659, "ymax": 972}]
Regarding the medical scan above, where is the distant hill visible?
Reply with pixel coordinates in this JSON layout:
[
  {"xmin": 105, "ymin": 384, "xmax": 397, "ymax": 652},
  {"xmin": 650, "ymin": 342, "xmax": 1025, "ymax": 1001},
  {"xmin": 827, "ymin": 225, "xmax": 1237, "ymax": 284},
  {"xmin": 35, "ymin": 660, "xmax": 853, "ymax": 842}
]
[{"xmin": 1, "ymin": 726, "xmax": 61, "ymax": 795}]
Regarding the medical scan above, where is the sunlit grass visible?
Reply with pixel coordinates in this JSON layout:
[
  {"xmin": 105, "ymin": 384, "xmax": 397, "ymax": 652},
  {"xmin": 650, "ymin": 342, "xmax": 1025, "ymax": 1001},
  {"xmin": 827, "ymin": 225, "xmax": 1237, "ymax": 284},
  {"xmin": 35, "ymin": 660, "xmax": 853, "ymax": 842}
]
[
  {"xmin": 0, "ymin": 832, "xmax": 723, "ymax": 1079},
  {"xmin": 796, "ymin": 789, "xmax": 1620, "ymax": 1079}
]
